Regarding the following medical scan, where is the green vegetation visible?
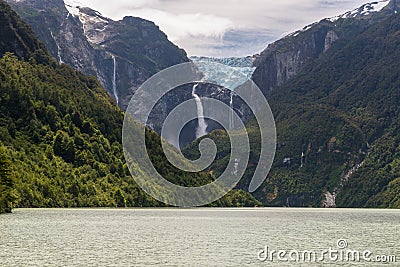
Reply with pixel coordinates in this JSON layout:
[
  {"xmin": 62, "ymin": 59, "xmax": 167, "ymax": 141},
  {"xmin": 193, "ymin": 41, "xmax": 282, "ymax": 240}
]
[
  {"xmin": 3, "ymin": 0, "xmax": 400, "ymax": 210},
  {"xmin": 108, "ymin": 16, "xmax": 188, "ymax": 72},
  {"xmin": 185, "ymin": 13, "xmax": 400, "ymax": 208},
  {"xmin": 0, "ymin": 0, "xmax": 49, "ymax": 62},
  {"xmin": 269, "ymin": 13, "xmax": 400, "ymax": 208},
  {"xmin": 0, "ymin": 144, "xmax": 16, "ymax": 213},
  {"xmin": 0, "ymin": 0, "xmax": 259, "ymax": 212},
  {"xmin": 0, "ymin": 51, "xmax": 258, "ymax": 211},
  {"xmin": 274, "ymin": 13, "xmax": 400, "ymax": 208},
  {"xmin": 0, "ymin": 52, "xmax": 155, "ymax": 209}
]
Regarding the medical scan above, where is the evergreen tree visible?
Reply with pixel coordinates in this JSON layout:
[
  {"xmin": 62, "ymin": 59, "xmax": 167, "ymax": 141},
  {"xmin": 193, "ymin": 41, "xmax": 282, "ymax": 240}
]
[{"xmin": 0, "ymin": 145, "xmax": 16, "ymax": 213}]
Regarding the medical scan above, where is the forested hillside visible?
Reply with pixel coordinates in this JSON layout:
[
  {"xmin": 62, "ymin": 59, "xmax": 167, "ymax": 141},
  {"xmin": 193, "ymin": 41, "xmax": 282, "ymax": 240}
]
[
  {"xmin": 185, "ymin": 12, "xmax": 400, "ymax": 208},
  {"xmin": 264, "ymin": 12, "xmax": 400, "ymax": 208},
  {"xmin": 0, "ymin": 0, "xmax": 260, "ymax": 212}
]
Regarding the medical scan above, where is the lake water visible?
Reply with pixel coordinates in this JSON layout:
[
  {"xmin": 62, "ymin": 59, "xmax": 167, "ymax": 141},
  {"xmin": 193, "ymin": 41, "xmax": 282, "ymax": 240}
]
[{"xmin": 0, "ymin": 208, "xmax": 399, "ymax": 266}]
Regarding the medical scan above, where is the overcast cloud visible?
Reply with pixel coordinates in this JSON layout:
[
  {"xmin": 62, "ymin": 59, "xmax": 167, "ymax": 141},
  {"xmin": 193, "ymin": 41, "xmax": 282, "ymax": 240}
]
[{"xmin": 71, "ymin": 0, "xmax": 370, "ymax": 57}]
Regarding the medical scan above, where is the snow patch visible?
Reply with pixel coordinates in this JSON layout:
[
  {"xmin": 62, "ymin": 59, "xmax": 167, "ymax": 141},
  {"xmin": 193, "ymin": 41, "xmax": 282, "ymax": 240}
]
[
  {"xmin": 328, "ymin": 0, "xmax": 390, "ymax": 22},
  {"xmin": 285, "ymin": 22, "xmax": 317, "ymax": 38},
  {"xmin": 64, "ymin": 0, "xmax": 110, "ymax": 44},
  {"xmin": 64, "ymin": 0, "xmax": 82, "ymax": 17},
  {"xmin": 371, "ymin": 0, "xmax": 391, "ymax": 12}
]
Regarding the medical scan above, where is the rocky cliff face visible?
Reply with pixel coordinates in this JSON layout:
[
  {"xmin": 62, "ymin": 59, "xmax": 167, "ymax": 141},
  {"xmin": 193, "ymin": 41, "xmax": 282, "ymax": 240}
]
[
  {"xmin": 253, "ymin": 21, "xmax": 335, "ymax": 94},
  {"xmin": 252, "ymin": 0, "xmax": 399, "ymax": 95},
  {"xmin": 6, "ymin": 0, "xmax": 189, "ymax": 109},
  {"xmin": 6, "ymin": 0, "xmax": 258, "ymax": 146},
  {"xmin": 148, "ymin": 57, "xmax": 257, "ymax": 148},
  {"xmin": 249, "ymin": 0, "xmax": 400, "ymax": 207},
  {"xmin": 0, "ymin": 0, "xmax": 47, "ymax": 60}
]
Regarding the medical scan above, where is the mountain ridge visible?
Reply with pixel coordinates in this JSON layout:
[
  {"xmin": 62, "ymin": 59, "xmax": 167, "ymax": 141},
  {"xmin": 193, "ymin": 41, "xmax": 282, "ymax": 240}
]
[
  {"xmin": 185, "ymin": 1, "xmax": 400, "ymax": 208},
  {"xmin": 3, "ymin": 0, "xmax": 400, "ymax": 209},
  {"xmin": 260, "ymin": 10, "xmax": 400, "ymax": 208},
  {"xmin": 252, "ymin": 0, "xmax": 400, "ymax": 95},
  {"xmin": 6, "ymin": 0, "xmax": 189, "ymax": 109},
  {"xmin": 0, "ymin": 0, "xmax": 261, "ymax": 212}
]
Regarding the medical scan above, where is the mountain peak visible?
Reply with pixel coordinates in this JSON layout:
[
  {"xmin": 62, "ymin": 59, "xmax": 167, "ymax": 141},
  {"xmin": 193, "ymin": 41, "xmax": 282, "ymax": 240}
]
[
  {"xmin": 328, "ymin": 0, "xmax": 391, "ymax": 22},
  {"xmin": 63, "ymin": 0, "xmax": 83, "ymax": 17}
]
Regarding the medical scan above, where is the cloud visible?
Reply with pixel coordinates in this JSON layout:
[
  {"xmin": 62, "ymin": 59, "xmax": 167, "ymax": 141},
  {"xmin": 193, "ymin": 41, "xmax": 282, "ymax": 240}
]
[
  {"xmin": 82, "ymin": 0, "xmax": 160, "ymax": 10},
  {"xmin": 120, "ymin": 8, "xmax": 234, "ymax": 42},
  {"xmin": 186, "ymin": 29, "xmax": 278, "ymax": 57},
  {"xmin": 70, "ymin": 0, "xmax": 372, "ymax": 57}
]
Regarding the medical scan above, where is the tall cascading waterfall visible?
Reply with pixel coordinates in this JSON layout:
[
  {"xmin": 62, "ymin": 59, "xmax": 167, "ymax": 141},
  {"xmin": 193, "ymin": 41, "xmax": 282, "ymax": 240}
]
[
  {"xmin": 192, "ymin": 84, "xmax": 208, "ymax": 138},
  {"xmin": 49, "ymin": 30, "xmax": 63, "ymax": 64},
  {"xmin": 112, "ymin": 55, "xmax": 119, "ymax": 105},
  {"xmin": 229, "ymin": 90, "xmax": 234, "ymax": 130}
]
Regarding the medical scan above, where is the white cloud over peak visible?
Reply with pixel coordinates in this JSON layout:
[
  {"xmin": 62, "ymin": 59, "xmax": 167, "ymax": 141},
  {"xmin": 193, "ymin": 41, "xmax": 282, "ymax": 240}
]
[
  {"xmin": 65, "ymin": 0, "xmax": 375, "ymax": 57},
  {"xmin": 122, "ymin": 8, "xmax": 234, "ymax": 42}
]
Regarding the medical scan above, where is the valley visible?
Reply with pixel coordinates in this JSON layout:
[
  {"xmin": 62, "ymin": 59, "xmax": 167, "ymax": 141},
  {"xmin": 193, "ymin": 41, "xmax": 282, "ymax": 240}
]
[{"xmin": 1, "ymin": 0, "xmax": 400, "ymax": 211}]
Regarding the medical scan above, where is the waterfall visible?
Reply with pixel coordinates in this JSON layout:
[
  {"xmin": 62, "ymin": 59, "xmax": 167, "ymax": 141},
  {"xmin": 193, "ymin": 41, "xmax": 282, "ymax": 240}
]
[
  {"xmin": 112, "ymin": 55, "xmax": 119, "ymax": 105},
  {"xmin": 192, "ymin": 84, "xmax": 208, "ymax": 138},
  {"xmin": 50, "ymin": 30, "xmax": 63, "ymax": 64},
  {"xmin": 229, "ymin": 90, "xmax": 234, "ymax": 130}
]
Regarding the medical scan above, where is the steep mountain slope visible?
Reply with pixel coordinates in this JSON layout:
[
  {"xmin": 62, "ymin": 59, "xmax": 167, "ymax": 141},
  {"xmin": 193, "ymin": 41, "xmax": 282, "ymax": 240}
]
[
  {"xmin": 258, "ymin": 9, "xmax": 400, "ymax": 208},
  {"xmin": 185, "ymin": 1, "xmax": 400, "ymax": 208},
  {"xmin": 252, "ymin": 0, "xmax": 399, "ymax": 95},
  {"xmin": 0, "ymin": 0, "xmax": 47, "ymax": 61},
  {"xmin": 0, "ymin": 0, "xmax": 260, "ymax": 212},
  {"xmin": 0, "ymin": 1, "xmax": 157, "ymax": 207},
  {"xmin": 6, "ymin": 0, "xmax": 258, "ymax": 147},
  {"xmin": 6, "ymin": 0, "xmax": 189, "ymax": 109}
]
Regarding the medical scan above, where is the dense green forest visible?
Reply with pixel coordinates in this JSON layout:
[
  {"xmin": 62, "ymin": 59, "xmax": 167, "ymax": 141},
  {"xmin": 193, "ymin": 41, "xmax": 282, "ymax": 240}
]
[
  {"xmin": 265, "ymin": 12, "xmax": 400, "ymax": 208},
  {"xmin": 0, "ymin": 52, "xmax": 156, "ymax": 209},
  {"xmin": 0, "ymin": 0, "xmax": 260, "ymax": 213},
  {"xmin": 2, "ymin": 0, "xmax": 400, "ymax": 211},
  {"xmin": 0, "ymin": 144, "xmax": 15, "ymax": 213}
]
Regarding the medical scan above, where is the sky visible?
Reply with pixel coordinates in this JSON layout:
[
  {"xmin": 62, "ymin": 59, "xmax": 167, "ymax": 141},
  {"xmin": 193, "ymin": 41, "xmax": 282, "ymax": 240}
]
[{"xmin": 69, "ymin": 0, "xmax": 372, "ymax": 57}]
